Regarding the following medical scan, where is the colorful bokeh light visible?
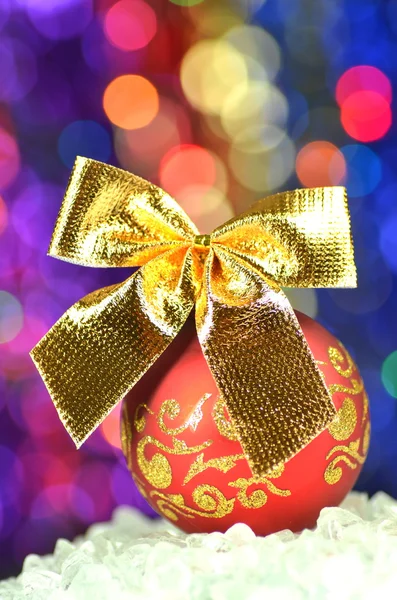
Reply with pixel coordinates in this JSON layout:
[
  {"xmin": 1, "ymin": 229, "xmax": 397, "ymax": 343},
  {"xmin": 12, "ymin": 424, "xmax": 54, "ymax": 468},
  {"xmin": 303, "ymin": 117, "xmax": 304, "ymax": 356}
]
[
  {"xmin": 341, "ymin": 91, "xmax": 392, "ymax": 142},
  {"xmin": 104, "ymin": 0, "xmax": 157, "ymax": 51},
  {"xmin": 180, "ymin": 39, "xmax": 248, "ymax": 115},
  {"xmin": 380, "ymin": 214, "xmax": 397, "ymax": 274},
  {"xmin": 229, "ymin": 133, "xmax": 295, "ymax": 193},
  {"xmin": 0, "ymin": 0, "xmax": 396, "ymax": 580},
  {"xmin": 340, "ymin": 144, "xmax": 382, "ymax": 198},
  {"xmin": 0, "ymin": 291, "xmax": 23, "ymax": 344},
  {"xmin": 160, "ymin": 145, "xmax": 218, "ymax": 200},
  {"xmin": 296, "ymin": 141, "xmax": 346, "ymax": 188},
  {"xmin": 0, "ymin": 129, "xmax": 20, "ymax": 190},
  {"xmin": 225, "ymin": 25, "xmax": 281, "ymax": 82},
  {"xmin": 100, "ymin": 404, "xmax": 122, "ymax": 449},
  {"xmin": 221, "ymin": 82, "xmax": 288, "ymax": 142},
  {"xmin": 381, "ymin": 351, "xmax": 397, "ymax": 398},
  {"xmin": 169, "ymin": 0, "xmax": 205, "ymax": 5},
  {"xmin": 24, "ymin": 0, "xmax": 93, "ymax": 40},
  {"xmin": 103, "ymin": 75, "xmax": 159, "ymax": 130},
  {"xmin": 114, "ymin": 97, "xmax": 191, "ymax": 174},
  {"xmin": 337, "ymin": 66, "xmax": 392, "ymax": 142},
  {"xmin": 185, "ymin": 188, "xmax": 234, "ymax": 233},
  {"xmin": 0, "ymin": 195, "xmax": 8, "ymax": 235},
  {"xmin": 58, "ymin": 120, "xmax": 112, "ymax": 168},
  {"xmin": 0, "ymin": 39, "xmax": 37, "ymax": 102},
  {"xmin": 336, "ymin": 66, "xmax": 392, "ymax": 106}
]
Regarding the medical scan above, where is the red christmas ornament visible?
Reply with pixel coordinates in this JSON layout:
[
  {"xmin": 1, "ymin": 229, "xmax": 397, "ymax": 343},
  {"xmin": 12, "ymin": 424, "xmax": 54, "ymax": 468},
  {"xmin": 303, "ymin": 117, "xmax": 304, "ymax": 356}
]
[{"xmin": 121, "ymin": 311, "xmax": 370, "ymax": 535}]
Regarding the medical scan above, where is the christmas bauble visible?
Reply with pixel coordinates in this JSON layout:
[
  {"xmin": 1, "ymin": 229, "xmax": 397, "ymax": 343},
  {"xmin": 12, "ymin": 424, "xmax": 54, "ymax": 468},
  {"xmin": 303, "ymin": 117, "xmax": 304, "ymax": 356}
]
[{"xmin": 121, "ymin": 311, "xmax": 370, "ymax": 535}]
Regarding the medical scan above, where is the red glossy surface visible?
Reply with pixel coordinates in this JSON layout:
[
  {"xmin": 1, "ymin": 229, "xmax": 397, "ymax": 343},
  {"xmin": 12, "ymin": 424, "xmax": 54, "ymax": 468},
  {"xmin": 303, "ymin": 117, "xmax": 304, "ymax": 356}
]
[{"xmin": 122, "ymin": 311, "xmax": 370, "ymax": 535}]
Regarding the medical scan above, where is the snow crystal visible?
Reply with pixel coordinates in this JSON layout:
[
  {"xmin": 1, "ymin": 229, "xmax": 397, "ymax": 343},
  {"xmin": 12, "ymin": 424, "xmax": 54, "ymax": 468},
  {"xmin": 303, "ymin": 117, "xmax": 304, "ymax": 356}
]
[{"xmin": 2, "ymin": 492, "xmax": 397, "ymax": 599}]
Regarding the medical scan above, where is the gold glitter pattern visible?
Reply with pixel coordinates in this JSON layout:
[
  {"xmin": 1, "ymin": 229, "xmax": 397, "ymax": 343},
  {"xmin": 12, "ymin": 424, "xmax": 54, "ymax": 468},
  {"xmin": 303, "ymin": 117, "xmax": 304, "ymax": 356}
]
[
  {"xmin": 324, "ymin": 440, "xmax": 367, "ymax": 485},
  {"xmin": 127, "ymin": 397, "xmax": 292, "ymax": 521},
  {"xmin": 229, "ymin": 463, "xmax": 291, "ymax": 509},
  {"xmin": 158, "ymin": 395, "xmax": 210, "ymax": 435},
  {"xmin": 362, "ymin": 391, "xmax": 369, "ymax": 422},
  {"xmin": 30, "ymin": 157, "xmax": 357, "ymax": 477},
  {"xmin": 328, "ymin": 398, "xmax": 357, "ymax": 441},
  {"xmin": 328, "ymin": 342, "xmax": 355, "ymax": 378},
  {"xmin": 136, "ymin": 435, "xmax": 212, "ymax": 489},
  {"xmin": 324, "ymin": 344, "xmax": 370, "ymax": 485},
  {"xmin": 183, "ymin": 453, "xmax": 245, "ymax": 484},
  {"xmin": 136, "ymin": 436, "xmax": 173, "ymax": 489},
  {"xmin": 363, "ymin": 421, "xmax": 371, "ymax": 456},
  {"xmin": 150, "ymin": 486, "xmax": 235, "ymax": 520},
  {"xmin": 133, "ymin": 403, "xmax": 154, "ymax": 434},
  {"xmin": 328, "ymin": 378, "xmax": 364, "ymax": 396}
]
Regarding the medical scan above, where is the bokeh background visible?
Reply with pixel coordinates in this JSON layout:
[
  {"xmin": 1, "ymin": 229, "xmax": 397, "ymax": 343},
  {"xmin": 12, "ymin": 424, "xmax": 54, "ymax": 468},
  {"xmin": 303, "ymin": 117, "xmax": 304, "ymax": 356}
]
[{"xmin": 0, "ymin": 0, "xmax": 396, "ymax": 579}]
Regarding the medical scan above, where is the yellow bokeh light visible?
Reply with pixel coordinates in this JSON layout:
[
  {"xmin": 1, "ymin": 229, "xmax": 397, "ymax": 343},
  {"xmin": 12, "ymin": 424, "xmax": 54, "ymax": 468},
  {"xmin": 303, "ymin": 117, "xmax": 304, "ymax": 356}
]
[
  {"xmin": 235, "ymin": 0, "xmax": 268, "ymax": 19},
  {"xmin": 233, "ymin": 124, "xmax": 287, "ymax": 153},
  {"xmin": 225, "ymin": 25, "xmax": 281, "ymax": 81},
  {"xmin": 229, "ymin": 134, "xmax": 295, "ymax": 193},
  {"xmin": 103, "ymin": 75, "xmax": 159, "ymax": 130},
  {"xmin": 221, "ymin": 82, "xmax": 288, "ymax": 141},
  {"xmin": 180, "ymin": 39, "xmax": 248, "ymax": 115},
  {"xmin": 193, "ymin": 4, "xmax": 243, "ymax": 36}
]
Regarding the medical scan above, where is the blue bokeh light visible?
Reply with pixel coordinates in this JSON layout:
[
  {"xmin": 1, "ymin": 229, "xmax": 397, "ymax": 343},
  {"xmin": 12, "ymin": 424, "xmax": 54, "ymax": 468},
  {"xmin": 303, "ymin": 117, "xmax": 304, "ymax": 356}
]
[
  {"xmin": 58, "ymin": 120, "xmax": 112, "ymax": 168},
  {"xmin": 340, "ymin": 144, "xmax": 382, "ymax": 198}
]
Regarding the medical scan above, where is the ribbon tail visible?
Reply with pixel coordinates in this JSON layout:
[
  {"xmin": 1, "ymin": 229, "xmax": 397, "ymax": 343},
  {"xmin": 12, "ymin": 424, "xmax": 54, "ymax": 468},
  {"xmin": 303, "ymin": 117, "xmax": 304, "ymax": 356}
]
[
  {"xmin": 196, "ymin": 247, "xmax": 337, "ymax": 477},
  {"xmin": 31, "ymin": 247, "xmax": 195, "ymax": 447}
]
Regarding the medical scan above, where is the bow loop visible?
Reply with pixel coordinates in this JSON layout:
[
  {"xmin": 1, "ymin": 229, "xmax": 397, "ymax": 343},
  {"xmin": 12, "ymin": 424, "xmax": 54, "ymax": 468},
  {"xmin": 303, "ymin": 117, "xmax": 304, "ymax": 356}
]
[
  {"xmin": 212, "ymin": 187, "xmax": 356, "ymax": 288},
  {"xmin": 49, "ymin": 157, "xmax": 198, "ymax": 268}
]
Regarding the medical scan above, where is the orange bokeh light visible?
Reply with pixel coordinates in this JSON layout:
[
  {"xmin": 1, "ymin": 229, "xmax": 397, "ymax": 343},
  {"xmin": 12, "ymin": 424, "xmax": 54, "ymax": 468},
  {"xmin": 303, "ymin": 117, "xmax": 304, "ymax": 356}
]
[
  {"xmin": 104, "ymin": 0, "xmax": 157, "ymax": 52},
  {"xmin": 101, "ymin": 404, "xmax": 122, "ymax": 449},
  {"xmin": 296, "ymin": 141, "xmax": 346, "ymax": 188},
  {"xmin": 0, "ymin": 196, "xmax": 8, "ymax": 235},
  {"xmin": 160, "ymin": 145, "xmax": 217, "ymax": 200},
  {"xmin": 341, "ymin": 90, "xmax": 392, "ymax": 142},
  {"xmin": 114, "ymin": 97, "xmax": 192, "ymax": 173},
  {"xmin": 103, "ymin": 75, "xmax": 159, "ymax": 130}
]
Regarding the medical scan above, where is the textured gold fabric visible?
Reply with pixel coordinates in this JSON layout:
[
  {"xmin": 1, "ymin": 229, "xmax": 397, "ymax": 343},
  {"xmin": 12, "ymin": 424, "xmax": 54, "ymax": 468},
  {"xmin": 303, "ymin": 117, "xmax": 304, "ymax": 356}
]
[{"xmin": 30, "ymin": 157, "xmax": 356, "ymax": 476}]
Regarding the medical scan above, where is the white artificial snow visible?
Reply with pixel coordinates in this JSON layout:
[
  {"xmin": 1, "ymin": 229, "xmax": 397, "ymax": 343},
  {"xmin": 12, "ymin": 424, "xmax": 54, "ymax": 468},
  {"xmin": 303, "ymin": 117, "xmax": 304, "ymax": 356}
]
[{"xmin": 1, "ymin": 492, "xmax": 397, "ymax": 599}]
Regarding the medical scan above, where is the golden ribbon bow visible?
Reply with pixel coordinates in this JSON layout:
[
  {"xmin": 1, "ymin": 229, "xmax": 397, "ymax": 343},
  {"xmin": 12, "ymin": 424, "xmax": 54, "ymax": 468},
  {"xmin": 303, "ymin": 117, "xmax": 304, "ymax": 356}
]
[{"xmin": 31, "ymin": 157, "xmax": 356, "ymax": 477}]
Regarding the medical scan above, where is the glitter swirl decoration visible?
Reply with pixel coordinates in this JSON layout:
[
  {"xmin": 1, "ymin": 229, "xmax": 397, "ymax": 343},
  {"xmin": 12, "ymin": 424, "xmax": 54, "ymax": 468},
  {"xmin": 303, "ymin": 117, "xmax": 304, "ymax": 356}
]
[
  {"xmin": 0, "ymin": 0, "xmax": 395, "ymax": 579},
  {"xmin": 120, "ymin": 312, "xmax": 369, "ymax": 535}
]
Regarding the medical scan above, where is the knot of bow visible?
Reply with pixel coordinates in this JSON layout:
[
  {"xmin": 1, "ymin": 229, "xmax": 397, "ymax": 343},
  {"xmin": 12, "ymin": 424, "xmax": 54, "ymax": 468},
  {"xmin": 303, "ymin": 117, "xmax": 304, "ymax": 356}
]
[{"xmin": 31, "ymin": 157, "xmax": 356, "ymax": 477}]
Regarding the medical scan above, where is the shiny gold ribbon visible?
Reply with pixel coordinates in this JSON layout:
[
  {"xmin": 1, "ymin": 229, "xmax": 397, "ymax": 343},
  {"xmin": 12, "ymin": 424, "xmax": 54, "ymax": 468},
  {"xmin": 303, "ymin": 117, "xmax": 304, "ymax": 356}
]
[{"xmin": 30, "ymin": 157, "xmax": 356, "ymax": 477}]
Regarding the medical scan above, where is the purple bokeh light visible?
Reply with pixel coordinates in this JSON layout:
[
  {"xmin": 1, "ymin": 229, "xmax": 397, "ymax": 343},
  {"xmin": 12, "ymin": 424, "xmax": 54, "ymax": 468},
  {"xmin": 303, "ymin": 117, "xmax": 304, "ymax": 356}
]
[
  {"xmin": 0, "ymin": 129, "xmax": 20, "ymax": 191},
  {"xmin": 11, "ymin": 182, "xmax": 63, "ymax": 250},
  {"xmin": 22, "ymin": 0, "xmax": 94, "ymax": 41},
  {"xmin": 111, "ymin": 463, "xmax": 156, "ymax": 515},
  {"xmin": 0, "ymin": 38, "xmax": 37, "ymax": 102}
]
